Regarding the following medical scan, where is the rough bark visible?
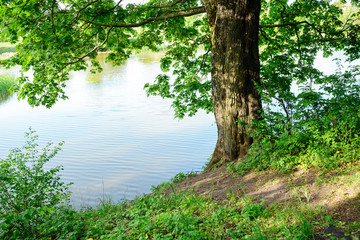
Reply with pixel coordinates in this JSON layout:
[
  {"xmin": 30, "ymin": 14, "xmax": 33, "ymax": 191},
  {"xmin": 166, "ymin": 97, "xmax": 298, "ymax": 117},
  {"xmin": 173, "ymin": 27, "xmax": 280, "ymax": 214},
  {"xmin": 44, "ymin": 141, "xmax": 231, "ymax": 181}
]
[{"xmin": 203, "ymin": 0, "xmax": 262, "ymax": 170}]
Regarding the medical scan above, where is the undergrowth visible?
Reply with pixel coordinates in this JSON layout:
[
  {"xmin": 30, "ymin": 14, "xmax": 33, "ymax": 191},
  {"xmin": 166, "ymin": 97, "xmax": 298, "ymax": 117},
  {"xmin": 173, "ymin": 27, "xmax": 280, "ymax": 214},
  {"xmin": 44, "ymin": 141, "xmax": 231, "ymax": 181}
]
[
  {"xmin": 151, "ymin": 171, "xmax": 198, "ymax": 193},
  {"xmin": 231, "ymin": 63, "xmax": 360, "ymax": 174},
  {"xmin": 20, "ymin": 190, "xmax": 327, "ymax": 240}
]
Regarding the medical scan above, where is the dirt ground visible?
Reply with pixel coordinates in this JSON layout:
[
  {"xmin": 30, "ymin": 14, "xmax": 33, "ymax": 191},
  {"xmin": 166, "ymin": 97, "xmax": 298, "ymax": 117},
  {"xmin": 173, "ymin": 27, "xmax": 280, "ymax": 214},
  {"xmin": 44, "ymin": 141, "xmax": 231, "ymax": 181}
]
[{"xmin": 170, "ymin": 165, "xmax": 360, "ymax": 239}]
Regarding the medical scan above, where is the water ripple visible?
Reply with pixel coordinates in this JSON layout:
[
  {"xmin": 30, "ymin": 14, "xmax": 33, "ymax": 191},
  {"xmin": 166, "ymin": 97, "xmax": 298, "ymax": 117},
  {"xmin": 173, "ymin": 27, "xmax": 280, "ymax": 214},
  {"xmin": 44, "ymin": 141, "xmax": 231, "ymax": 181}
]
[{"xmin": 0, "ymin": 53, "xmax": 217, "ymax": 208}]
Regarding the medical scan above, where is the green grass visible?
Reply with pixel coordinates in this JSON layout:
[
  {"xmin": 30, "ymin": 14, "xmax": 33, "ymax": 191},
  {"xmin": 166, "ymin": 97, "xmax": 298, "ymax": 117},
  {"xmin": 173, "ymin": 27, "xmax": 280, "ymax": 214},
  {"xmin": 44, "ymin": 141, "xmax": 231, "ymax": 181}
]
[
  {"xmin": 34, "ymin": 191, "xmax": 324, "ymax": 240},
  {"xmin": 2, "ymin": 167, "xmax": 359, "ymax": 239},
  {"xmin": 0, "ymin": 74, "xmax": 16, "ymax": 95},
  {"xmin": 0, "ymin": 41, "xmax": 16, "ymax": 54}
]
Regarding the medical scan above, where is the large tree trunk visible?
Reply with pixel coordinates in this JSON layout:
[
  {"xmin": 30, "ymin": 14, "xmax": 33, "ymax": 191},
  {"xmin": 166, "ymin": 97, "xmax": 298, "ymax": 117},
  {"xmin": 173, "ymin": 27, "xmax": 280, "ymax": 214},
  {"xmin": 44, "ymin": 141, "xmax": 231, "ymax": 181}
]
[{"xmin": 203, "ymin": 0, "xmax": 262, "ymax": 170}]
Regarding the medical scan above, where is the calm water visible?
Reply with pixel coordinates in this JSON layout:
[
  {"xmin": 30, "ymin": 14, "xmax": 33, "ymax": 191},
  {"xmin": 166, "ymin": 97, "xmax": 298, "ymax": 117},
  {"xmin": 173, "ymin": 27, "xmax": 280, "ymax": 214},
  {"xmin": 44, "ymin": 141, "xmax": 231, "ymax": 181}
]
[{"xmin": 0, "ymin": 52, "xmax": 217, "ymax": 207}]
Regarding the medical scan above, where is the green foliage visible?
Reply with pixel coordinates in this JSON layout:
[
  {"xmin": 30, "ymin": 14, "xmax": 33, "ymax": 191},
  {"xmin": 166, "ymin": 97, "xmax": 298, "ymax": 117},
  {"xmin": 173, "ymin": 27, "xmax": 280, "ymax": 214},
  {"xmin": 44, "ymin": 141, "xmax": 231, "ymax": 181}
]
[
  {"xmin": 0, "ymin": 132, "xmax": 348, "ymax": 239},
  {"xmin": 31, "ymin": 190, "xmax": 323, "ymax": 239},
  {"xmin": 241, "ymin": 201, "xmax": 267, "ymax": 221},
  {"xmin": 150, "ymin": 171, "xmax": 197, "ymax": 193},
  {"xmin": 0, "ymin": 0, "xmax": 359, "ymax": 122},
  {"xmin": 234, "ymin": 62, "xmax": 360, "ymax": 173},
  {"xmin": 0, "ymin": 129, "xmax": 71, "ymax": 239},
  {"xmin": 224, "ymin": 0, "xmax": 358, "ymax": 172},
  {"xmin": 144, "ymin": 14, "xmax": 212, "ymax": 118},
  {"xmin": 0, "ymin": 0, "xmax": 203, "ymax": 110},
  {"xmin": 147, "ymin": 0, "xmax": 360, "ymax": 118}
]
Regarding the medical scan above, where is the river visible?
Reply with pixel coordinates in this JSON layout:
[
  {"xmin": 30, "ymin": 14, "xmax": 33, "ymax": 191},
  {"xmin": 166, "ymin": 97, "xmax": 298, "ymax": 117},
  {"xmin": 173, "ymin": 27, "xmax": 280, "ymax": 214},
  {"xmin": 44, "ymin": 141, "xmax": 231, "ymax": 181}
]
[{"xmin": 0, "ymin": 52, "xmax": 217, "ymax": 207}]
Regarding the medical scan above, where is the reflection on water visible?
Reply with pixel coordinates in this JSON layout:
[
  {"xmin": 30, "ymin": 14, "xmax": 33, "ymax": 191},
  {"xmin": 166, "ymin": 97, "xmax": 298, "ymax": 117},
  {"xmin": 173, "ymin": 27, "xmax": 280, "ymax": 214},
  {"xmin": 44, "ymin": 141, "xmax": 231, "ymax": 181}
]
[
  {"xmin": 0, "ymin": 72, "xmax": 17, "ymax": 105},
  {"xmin": 0, "ymin": 92, "xmax": 12, "ymax": 105},
  {"xmin": 137, "ymin": 50, "xmax": 166, "ymax": 64},
  {"xmin": 85, "ymin": 51, "xmax": 165, "ymax": 84},
  {"xmin": 0, "ymin": 52, "xmax": 217, "ymax": 207}
]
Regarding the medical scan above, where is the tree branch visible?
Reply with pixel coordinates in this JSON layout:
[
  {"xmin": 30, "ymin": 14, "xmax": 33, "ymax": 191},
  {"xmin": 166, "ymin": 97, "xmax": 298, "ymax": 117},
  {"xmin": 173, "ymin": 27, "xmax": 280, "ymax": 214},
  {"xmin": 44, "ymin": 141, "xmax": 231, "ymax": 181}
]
[
  {"xmin": 294, "ymin": 25, "xmax": 302, "ymax": 62},
  {"xmin": 159, "ymin": 6, "xmax": 203, "ymax": 12},
  {"xmin": 260, "ymin": 21, "xmax": 309, "ymax": 29},
  {"xmin": 65, "ymin": 27, "xmax": 113, "ymax": 65},
  {"xmin": 79, "ymin": 6, "xmax": 206, "ymax": 28},
  {"xmin": 260, "ymin": 20, "xmax": 325, "ymax": 39},
  {"xmin": 273, "ymin": 96, "xmax": 290, "ymax": 120},
  {"xmin": 69, "ymin": 0, "xmax": 102, "ymax": 25}
]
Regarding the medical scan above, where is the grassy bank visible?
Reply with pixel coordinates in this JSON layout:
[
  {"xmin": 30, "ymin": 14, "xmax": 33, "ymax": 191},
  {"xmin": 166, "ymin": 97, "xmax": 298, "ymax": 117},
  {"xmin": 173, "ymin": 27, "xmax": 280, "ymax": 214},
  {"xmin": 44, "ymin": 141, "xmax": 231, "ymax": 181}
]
[
  {"xmin": 0, "ymin": 42, "xmax": 16, "ymax": 55},
  {"xmin": 0, "ymin": 74, "xmax": 15, "ymax": 95},
  {"xmin": 3, "ymin": 168, "xmax": 359, "ymax": 239},
  {"xmin": 1, "ymin": 132, "xmax": 360, "ymax": 239},
  {"xmin": 2, "ymin": 157, "xmax": 360, "ymax": 239},
  {"xmin": 36, "ymin": 189, "xmax": 324, "ymax": 239}
]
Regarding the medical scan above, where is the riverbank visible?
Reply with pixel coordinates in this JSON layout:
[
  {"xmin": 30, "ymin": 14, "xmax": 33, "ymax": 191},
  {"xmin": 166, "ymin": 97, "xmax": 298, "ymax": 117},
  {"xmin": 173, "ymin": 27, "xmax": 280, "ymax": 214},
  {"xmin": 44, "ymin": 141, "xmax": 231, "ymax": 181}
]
[
  {"xmin": 0, "ymin": 74, "xmax": 15, "ymax": 95},
  {"xmin": 0, "ymin": 42, "xmax": 16, "ymax": 55},
  {"xmin": 0, "ymin": 43, "xmax": 16, "ymax": 98},
  {"xmin": 1, "ymin": 44, "xmax": 359, "ymax": 239},
  {"xmin": 5, "ymin": 162, "xmax": 359, "ymax": 239}
]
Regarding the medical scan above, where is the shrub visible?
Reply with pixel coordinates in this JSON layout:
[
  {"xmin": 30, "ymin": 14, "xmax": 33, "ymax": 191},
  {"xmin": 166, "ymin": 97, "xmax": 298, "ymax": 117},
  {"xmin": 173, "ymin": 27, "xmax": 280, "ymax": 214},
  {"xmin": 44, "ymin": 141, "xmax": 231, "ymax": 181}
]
[
  {"xmin": 0, "ymin": 129, "xmax": 71, "ymax": 239},
  {"xmin": 234, "ymin": 63, "xmax": 360, "ymax": 173}
]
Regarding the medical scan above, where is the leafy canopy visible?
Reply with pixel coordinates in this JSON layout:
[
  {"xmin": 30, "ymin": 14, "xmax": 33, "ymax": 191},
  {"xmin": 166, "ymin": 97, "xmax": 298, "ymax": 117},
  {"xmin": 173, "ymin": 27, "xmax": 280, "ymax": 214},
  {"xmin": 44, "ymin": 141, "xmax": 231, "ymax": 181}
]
[
  {"xmin": 0, "ymin": 0, "xmax": 206, "ymax": 112},
  {"xmin": 0, "ymin": 0, "xmax": 359, "ymax": 118}
]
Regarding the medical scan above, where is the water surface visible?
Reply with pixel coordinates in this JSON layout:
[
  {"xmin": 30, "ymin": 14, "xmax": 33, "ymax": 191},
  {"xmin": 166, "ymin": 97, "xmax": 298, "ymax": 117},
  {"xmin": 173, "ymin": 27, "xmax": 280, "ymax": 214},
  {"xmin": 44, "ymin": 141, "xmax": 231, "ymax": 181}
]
[{"xmin": 0, "ymin": 52, "xmax": 217, "ymax": 207}]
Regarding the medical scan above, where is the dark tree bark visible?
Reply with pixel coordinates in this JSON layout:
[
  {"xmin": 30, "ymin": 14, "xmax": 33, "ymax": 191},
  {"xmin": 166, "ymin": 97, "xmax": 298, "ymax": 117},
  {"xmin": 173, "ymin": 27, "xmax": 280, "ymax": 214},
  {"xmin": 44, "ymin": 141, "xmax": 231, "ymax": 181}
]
[{"xmin": 203, "ymin": 0, "xmax": 262, "ymax": 169}]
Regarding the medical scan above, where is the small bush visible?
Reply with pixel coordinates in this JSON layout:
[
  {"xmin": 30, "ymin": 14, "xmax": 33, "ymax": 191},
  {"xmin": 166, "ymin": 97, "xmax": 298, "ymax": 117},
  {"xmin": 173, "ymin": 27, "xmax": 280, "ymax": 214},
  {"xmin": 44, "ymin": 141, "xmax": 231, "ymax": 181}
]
[{"xmin": 0, "ymin": 129, "xmax": 71, "ymax": 239}]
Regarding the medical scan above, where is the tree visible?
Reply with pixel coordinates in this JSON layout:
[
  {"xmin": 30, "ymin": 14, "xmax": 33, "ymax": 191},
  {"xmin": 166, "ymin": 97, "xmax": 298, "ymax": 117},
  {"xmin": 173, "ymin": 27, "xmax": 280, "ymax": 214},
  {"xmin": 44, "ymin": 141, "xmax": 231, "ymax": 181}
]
[{"xmin": 0, "ymin": 0, "xmax": 359, "ymax": 169}]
